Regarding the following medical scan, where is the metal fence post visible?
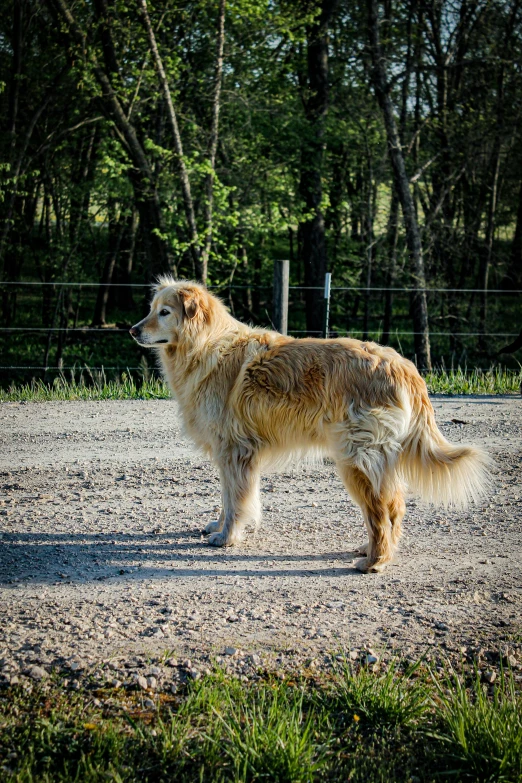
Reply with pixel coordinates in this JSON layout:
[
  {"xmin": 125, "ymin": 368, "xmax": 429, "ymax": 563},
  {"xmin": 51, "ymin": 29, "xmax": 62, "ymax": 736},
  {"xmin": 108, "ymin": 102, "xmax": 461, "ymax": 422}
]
[
  {"xmin": 323, "ymin": 272, "xmax": 331, "ymax": 338},
  {"xmin": 272, "ymin": 259, "xmax": 289, "ymax": 334}
]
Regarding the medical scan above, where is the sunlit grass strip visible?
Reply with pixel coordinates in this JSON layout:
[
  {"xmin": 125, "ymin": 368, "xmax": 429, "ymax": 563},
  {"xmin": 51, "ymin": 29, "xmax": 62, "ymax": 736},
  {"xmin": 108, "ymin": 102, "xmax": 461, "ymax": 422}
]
[
  {"xmin": 0, "ymin": 372, "xmax": 170, "ymax": 401},
  {"xmin": 1, "ymin": 663, "xmax": 521, "ymax": 781},
  {"xmin": 425, "ymin": 366, "xmax": 522, "ymax": 395},
  {"xmin": 0, "ymin": 366, "xmax": 521, "ymax": 401}
]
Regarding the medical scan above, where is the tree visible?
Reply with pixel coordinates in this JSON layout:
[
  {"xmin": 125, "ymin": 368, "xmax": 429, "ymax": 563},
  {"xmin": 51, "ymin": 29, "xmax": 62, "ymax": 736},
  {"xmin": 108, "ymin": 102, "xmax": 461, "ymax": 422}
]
[{"xmin": 366, "ymin": 0, "xmax": 431, "ymax": 369}]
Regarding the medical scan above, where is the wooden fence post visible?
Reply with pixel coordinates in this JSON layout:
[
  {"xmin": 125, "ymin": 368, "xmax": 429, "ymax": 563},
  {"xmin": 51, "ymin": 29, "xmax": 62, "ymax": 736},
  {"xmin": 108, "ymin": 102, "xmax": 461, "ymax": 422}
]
[{"xmin": 273, "ymin": 259, "xmax": 289, "ymax": 334}]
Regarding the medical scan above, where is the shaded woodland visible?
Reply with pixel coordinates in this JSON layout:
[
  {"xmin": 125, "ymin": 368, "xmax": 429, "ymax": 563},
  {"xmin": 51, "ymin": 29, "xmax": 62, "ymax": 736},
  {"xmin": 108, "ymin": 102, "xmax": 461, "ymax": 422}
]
[{"xmin": 1, "ymin": 0, "xmax": 521, "ymax": 379}]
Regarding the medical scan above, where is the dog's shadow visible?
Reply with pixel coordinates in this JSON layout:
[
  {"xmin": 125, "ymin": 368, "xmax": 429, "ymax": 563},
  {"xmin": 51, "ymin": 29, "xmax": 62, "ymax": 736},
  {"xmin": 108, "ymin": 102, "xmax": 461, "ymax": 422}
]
[{"xmin": 0, "ymin": 529, "xmax": 366, "ymax": 584}]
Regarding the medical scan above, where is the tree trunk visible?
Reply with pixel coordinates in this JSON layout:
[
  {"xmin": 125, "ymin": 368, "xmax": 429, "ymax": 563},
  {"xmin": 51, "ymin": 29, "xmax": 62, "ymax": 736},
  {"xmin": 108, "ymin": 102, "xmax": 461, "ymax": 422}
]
[
  {"xmin": 201, "ymin": 0, "xmax": 226, "ymax": 283},
  {"xmin": 136, "ymin": 0, "xmax": 201, "ymax": 278},
  {"xmin": 298, "ymin": 0, "xmax": 339, "ymax": 336},
  {"xmin": 367, "ymin": 0, "xmax": 431, "ymax": 369},
  {"xmin": 507, "ymin": 178, "xmax": 522, "ymax": 286},
  {"xmin": 478, "ymin": 58, "xmax": 505, "ymax": 352},
  {"xmin": 381, "ymin": 191, "xmax": 399, "ymax": 344},
  {"xmin": 48, "ymin": 0, "xmax": 173, "ymax": 275},
  {"xmin": 116, "ymin": 207, "xmax": 139, "ymax": 311},
  {"xmin": 362, "ymin": 160, "xmax": 375, "ymax": 341},
  {"xmin": 92, "ymin": 200, "xmax": 125, "ymax": 326}
]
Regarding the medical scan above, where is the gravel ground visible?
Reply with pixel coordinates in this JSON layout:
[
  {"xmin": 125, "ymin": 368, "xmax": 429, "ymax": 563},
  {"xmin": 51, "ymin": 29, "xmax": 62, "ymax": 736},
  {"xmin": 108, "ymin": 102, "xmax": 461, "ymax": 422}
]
[{"xmin": 0, "ymin": 396, "xmax": 521, "ymax": 687}]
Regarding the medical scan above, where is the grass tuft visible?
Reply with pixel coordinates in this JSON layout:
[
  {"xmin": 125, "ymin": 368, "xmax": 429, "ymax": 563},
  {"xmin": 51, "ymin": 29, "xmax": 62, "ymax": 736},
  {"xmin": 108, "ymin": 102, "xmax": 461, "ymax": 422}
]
[
  {"xmin": 333, "ymin": 658, "xmax": 431, "ymax": 729},
  {"xmin": 212, "ymin": 682, "xmax": 324, "ymax": 782},
  {"xmin": 432, "ymin": 668, "xmax": 522, "ymax": 781}
]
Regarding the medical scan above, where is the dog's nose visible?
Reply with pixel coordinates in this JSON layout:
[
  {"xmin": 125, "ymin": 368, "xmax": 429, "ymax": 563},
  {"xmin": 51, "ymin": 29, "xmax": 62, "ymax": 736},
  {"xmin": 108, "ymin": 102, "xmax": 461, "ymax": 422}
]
[{"xmin": 129, "ymin": 326, "xmax": 139, "ymax": 337}]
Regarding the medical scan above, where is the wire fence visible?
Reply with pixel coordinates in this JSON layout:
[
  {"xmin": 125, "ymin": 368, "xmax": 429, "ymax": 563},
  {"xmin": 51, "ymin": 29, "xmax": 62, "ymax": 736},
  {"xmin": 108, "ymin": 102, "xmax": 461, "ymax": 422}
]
[{"xmin": 1, "ymin": 278, "xmax": 520, "ymax": 375}]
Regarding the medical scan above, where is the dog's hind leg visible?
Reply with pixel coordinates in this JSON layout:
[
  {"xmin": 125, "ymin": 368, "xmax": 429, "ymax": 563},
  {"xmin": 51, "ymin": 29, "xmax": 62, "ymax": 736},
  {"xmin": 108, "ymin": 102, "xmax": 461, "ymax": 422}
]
[
  {"xmin": 356, "ymin": 485, "xmax": 405, "ymax": 555},
  {"xmin": 388, "ymin": 486, "xmax": 406, "ymax": 549},
  {"xmin": 207, "ymin": 447, "xmax": 260, "ymax": 547},
  {"xmin": 336, "ymin": 462, "xmax": 394, "ymax": 573}
]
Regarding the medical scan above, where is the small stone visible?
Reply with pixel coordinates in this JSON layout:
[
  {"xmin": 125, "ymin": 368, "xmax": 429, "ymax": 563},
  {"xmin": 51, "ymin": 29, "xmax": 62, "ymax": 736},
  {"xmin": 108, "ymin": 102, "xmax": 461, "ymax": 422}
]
[
  {"xmin": 365, "ymin": 654, "xmax": 379, "ymax": 665},
  {"xmin": 151, "ymin": 628, "xmax": 164, "ymax": 639},
  {"xmin": 483, "ymin": 670, "xmax": 496, "ymax": 684},
  {"xmin": 435, "ymin": 622, "xmax": 450, "ymax": 631},
  {"xmin": 189, "ymin": 669, "xmax": 200, "ymax": 680},
  {"xmin": 167, "ymin": 658, "xmax": 178, "ymax": 668},
  {"xmin": 136, "ymin": 675, "xmax": 148, "ymax": 690},
  {"xmin": 147, "ymin": 676, "xmax": 157, "ymax": 690},
  {"xmin": 143, "ymin": 698, "xmax": 155, "ymax": 709},
  {"xmin": 505, "ymin": 655, "xmax": 517, "ymax": 668},
  {"xmin": 249, "ymin": 654, "xmax": 261, "ymax": 666},
  {"xmin": 181, "ymin": 659, "xmax": 192, "ymax": 670},
  {"xmin": 149, "ymin": 666, "xmax": 161, "ymax": 676},
  {"xmin": 70, "ymin": 661, "xmax": 84, "ymax": 672},
  {"xmin": 224, "ymin": 646, "xmax": 237, "ymax": 656},
  {"xmin": 110, "ymin": 679, "xmax": 122, "ymax": 688},
  {"xmin": 349, "ymin": 650, "xmax": 359, "ymax": 661},
  {"xmin": 26, "ymin": 665, "xmax": 47, "ymax": 681},
  {"xmin": 227, "ymin": 615, "xmax": 239, "ymax": 623}
]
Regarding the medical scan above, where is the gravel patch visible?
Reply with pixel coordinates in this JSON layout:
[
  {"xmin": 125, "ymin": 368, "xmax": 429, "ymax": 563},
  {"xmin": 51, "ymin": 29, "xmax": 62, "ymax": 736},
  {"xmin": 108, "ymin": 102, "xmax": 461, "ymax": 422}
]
[{"xmin": 0, "ymin": 396, "xmax": 521, "ymax": 682}]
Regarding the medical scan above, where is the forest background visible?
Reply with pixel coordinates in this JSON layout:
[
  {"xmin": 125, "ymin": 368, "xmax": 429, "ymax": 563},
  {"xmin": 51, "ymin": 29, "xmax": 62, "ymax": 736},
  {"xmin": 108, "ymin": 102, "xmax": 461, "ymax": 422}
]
[{"xmin": 1, "ymin": 0, "xmax": 521, "ymax": 384}]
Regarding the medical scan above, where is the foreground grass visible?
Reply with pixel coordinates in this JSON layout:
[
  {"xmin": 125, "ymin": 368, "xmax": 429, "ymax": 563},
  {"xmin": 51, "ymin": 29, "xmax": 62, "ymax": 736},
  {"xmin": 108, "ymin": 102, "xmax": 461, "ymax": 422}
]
[
  {"xmin": 0, "ymin": 665, "xmax": 521, "ymax": 782},
  {"xmin": 1, "ymin": 366, "xmax": 521, "ymax": 401}
]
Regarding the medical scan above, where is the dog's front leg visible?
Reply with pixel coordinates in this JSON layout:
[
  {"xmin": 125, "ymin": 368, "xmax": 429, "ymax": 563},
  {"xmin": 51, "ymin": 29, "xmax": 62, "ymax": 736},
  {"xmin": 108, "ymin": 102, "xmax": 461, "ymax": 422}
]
[
  {"xmin": 207, "ymin": 447, "xmax": 260, "ymax": 547},
  {"xmin": 204, "ymin": 507, "xmax": 224, "ymax": 535}
]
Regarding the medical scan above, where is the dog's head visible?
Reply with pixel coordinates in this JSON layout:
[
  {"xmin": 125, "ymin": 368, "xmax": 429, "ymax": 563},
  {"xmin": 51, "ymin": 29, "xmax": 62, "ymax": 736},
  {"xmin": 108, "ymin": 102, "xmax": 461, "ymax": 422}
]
[{"xmin": 129, "ymin": 278, "xmax": 215, "ymax": 348}]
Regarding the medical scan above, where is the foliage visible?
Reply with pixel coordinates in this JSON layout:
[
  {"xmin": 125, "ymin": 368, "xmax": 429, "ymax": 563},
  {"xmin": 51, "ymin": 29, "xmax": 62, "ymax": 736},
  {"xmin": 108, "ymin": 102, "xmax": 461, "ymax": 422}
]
[{"xmin": 1, "ymin": 0, "xmax": 522, "ymax": 378}]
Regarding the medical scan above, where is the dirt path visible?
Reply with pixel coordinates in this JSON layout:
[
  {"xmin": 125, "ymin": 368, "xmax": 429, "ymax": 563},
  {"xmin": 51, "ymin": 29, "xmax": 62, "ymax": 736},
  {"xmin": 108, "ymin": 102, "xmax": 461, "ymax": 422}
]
[{"xmin": 1, "ymin": 397, "xmax": 521, "ymax": 683}]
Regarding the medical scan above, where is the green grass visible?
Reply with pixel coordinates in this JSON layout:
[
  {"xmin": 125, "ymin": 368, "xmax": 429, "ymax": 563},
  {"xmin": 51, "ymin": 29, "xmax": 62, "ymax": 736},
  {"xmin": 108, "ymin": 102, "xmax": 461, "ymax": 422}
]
[
  {"xmin": 0, "ymin": 366, "xmax": 521, "ymax": 401},
  {"xmin": 1, "ymin": 664, "xmax": 521, "ymax": 782},
  {"xmin": 431, "ymin": 668, "xmax": 522, "ymax": 781},
  {"xmin": 425, "ymin": 367, "xmax": 522, "ymax": 395},
  {"xmin": 0, "ymin": 372, "xmax": 169, "ymax": 401},
  {"xmin": 333, "ymin": 657, "xmax": 431, "ymax": 729}
]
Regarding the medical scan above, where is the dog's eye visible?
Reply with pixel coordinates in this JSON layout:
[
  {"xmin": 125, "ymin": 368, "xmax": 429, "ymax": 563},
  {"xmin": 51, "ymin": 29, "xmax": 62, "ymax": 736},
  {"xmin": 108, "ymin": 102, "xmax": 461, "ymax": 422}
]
[{"xmin": 159, "ymin": 309, "xmax": 170, "ymax": 317}]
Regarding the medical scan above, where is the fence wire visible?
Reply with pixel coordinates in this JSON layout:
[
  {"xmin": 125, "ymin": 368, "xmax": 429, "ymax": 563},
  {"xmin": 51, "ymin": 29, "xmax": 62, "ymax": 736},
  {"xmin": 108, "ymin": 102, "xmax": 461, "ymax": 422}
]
[{"xmin": 1, "ymin": 279, "xmax": 520, "ymax": 375}]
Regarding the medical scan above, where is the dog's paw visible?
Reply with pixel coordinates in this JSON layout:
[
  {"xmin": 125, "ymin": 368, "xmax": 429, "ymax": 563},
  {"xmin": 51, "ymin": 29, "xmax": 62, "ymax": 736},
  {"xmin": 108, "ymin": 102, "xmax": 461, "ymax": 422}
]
[
  {"xmin": 355, "ymin": 557, "xmax": 387, "ymax": 574},
  {"xmin": 355, "ymin": 541, "xmax": 369, "ymax": 556},
  {"xmin": 207, "ymin": 532, "xmax": 237, "ymax": 547},
  {"xmin": 204, "ymin": 519, "xmax": 222, "ymax": 534}
]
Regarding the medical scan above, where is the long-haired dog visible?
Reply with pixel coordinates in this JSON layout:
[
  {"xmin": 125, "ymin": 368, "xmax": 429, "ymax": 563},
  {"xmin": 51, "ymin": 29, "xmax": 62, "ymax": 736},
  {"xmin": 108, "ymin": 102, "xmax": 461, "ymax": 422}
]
[{"xmin": 130, "ymin": 278, "xmax": 491, "ymax": 573}]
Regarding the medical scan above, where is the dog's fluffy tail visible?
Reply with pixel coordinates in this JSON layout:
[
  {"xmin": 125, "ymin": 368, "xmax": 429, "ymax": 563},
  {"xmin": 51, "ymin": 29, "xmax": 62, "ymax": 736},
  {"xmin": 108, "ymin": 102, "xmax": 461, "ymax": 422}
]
[{"xmin": 398, "ymin": 380, "xmax": 492, "ymax": 508}]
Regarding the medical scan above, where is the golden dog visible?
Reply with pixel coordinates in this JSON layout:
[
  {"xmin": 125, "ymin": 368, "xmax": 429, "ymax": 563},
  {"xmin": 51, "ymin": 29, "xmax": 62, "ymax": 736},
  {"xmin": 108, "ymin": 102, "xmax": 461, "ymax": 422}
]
[{"xmin": 130, "ymin": 278, "xmax": 490, "ymax": 573}]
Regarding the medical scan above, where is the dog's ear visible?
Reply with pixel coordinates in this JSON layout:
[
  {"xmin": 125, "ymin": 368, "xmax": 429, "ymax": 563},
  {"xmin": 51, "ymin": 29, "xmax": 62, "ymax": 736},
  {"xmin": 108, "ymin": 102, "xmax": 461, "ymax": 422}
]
[{"xmin": 178, "ymin": 288, "xmax": 201, "ymax": 320}]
